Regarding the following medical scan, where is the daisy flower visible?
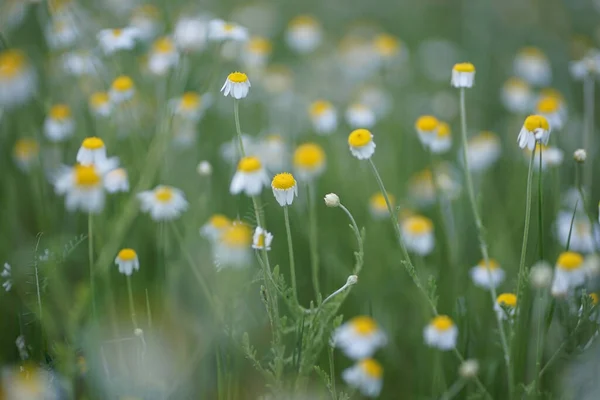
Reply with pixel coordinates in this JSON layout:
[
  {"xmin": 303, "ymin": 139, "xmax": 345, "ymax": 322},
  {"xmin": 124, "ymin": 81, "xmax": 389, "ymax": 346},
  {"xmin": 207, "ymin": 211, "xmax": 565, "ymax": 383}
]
[
  {"xmin": 271, "ymin": 173, "xmax": 298, "ymax": 207},
  {"xmin": 64, "ymin": 165, "xmax": 106, "ymax": 214},
  {"xmin": 137, "ymin": 185, "xmax": 189, "ymax": 221},
  {"xmin": 97, "ymin": 28, "xmax": 138, "ymax": 55},
  {"xmin": 494, "ymin": 293, "xmax": 517, "ymax": 320},
  {"xmin": 45, "ymin": 17, "xmax": 78, "ymax": 49},
  {"xmin": 373, "ymin": 33, "xmax": 401, "ymax": 61},
  {"xmin": 342, "ymin": 359, "xmax": 383, "ymax": 398},
  {"xmin": 369, "ymin": 192, "xmax": 394, "ymax": 219},
  {"xmin": 243, "ymin": 36, "xmax": 272, "ymax": 68},
  {"xmin": 348, "ymin": 128, "xmax": 376, "ymax": 160},
  {"xmin": 44, "ymin": 104, "xmax": 75, "ymax": 142},
  {"xmin": 13, "ymin": 138, "xmax": 39, "ymax": 171},
  {"xmin": 514, "ymin": 47, "xmax": 552, "ymax": 87},
  {"xmin": 285, "ymin": 15, "xmax": 322, "ymax": 53},
  {"xmin": 332, "ymin": 316, "xmax": 387, "ymax": 359},
  {"xmin": 129, "ymin": 5, "xmax": 161, "ymax": 41},
  {"xmin": 530, "ymin": 261, "xmax": 554, "ymax": 289},
  {"xmin": 466, "ymin": 131, "xmax": 501, "ymax": 173},
  {"xmin": 451, "ymin": 62, "xmax": 475, "ymax": 88},
  {"xmin": 214, "ymin": 223, "xmax": 253, "ymax": 269},
  {"xmin": 536, "ymin": 95, "xmax": 566, "ymax": 130},
  {"xmin": 76, "ymin": 137, "xmax": 107, "ymax": 166},
  {"xmin": 230, "ymin": 156, "xmax": 269, "ymax": 196},
  {"xmin": 470, "ymin": 259, "xmax": 505, "ymax": 290},
  {"xmin": 525, "ymin": 143, "xmax": 563, "ymax": 170},
  {"xmin": 424, "ymin": 315, "xmax": 458, "ymax": 350},
  {"xmin": 555, "ymin": 211, "xmax": 600, "ymax": 254},
  {"xmin": 62, "ymin": 50, "xmax": 101, "ymax": 77},
  {"xmin": 430, "ymin": 121, "xmax": 452, "ymax": 154},
  {"xmin": 401, "ymin": 215, "xmax": 435, "ymax": 256},
  {"xmin": 201, "ymin": 214, "xmax": 233, "ymax": 242},
  {"xmin": 170, "ymin": 91, "xmax": 210, "ymax": 121},
  {"xmin": 89, "ymin": 92, "xmax": 112, "ymax": 117},
  {"xmin": 551, "ymin": 251, "xmax": 586, "ymax": 296},
  {"xmin": 501, "ymin": 77, "xmax": 532, "ymax": 114},
  {"xmin": 221, "ymin": 72, "xmax": 251, "ymax": 99},
  {"xmin": 174, "ymin": 16, "xmax": 208, "ymax": 52},
  {"xmin": 207, "ymin": 19, "xmax": 248, "ymax": 42},
  {"xmin": 115, "ymin": 248, "xmax": 140, "ymax": 276},
  {"xmin": 109, "ymin": 75, "xmax": 135, "ymax": 104},
  {"xmin": 415, "ymin": 115, "xmax": 439, "ymax": 148},
  {"xmin": 570, "ymin": 49, "xmax": 600, "ymax": 80},
  {"xmin": 309, "ymin": 100, "xmax": 337, "ymax": 135},
  {"xmin": 517, "ymin": 115, "xmax": 550, "ymax": 150},
  {"xmin": 148, "ymin": 37, "xmax": 179, "ymax": 75},
  {"xmin": 293, "ymin": 142, "xmax": 326, "ymax": 182},
  {"xmin": 258, "ymin": 135, "xmax": 287, "ymax": 172},
  {"xmin": 104, "ymin": 168, "xmax": 129, "ymax": 193},
  {"xmin": 252, "ymin": 227, "xmax": 273, "ymax": 251},
  {"xmin": 346, "ymin": 103, "xmax": 376, "ymax": 128}
]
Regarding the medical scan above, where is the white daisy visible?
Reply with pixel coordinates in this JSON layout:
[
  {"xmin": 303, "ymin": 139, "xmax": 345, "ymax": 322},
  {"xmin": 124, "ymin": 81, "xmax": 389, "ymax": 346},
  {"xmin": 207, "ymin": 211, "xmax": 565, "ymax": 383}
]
[
  {"xmin": 424, "ymin": 315, "xmax": 458, "ymax": 350},
  {"xmin": 414, "ymin": 115, "xmax": 439, "ymax": 148},
  {"xmin": 64, "ymin": 165, "xmax": 106, "ymax": 214},
  {"xmin": 271, "ymin": 173, "xmax": 298, "ymax": 207},
  {"xmin": 89, "ymin": 92, "xmax": 112, "ymax": 117},
  {"xmin": 526, "ymin": 144, "xmax": 564, "ymax": 170},
  {"xmin": 174, "ymin": 16, "xmax": 208, "ymax": 52},
  {"xmin": 345, "ymin": 103, "xmax": 376, "ymax": 129},
  {"xmin": 220, "ymin": 72, "xmax": 251, "ymax": 99},
  {"xmin": 501, "ymin": 77, "xmax": 533, "ymax": 114},
  {"xmin": 470, "ymin": 259, "xmax": 505, "ymax": 290},
  {"xmin": 62, "ymin": 50, "xmax": 101, "ymax": 77},
  {"xmin": 230, "ymin": 156, "xmax": 269, "ymax": 196},
  {"xmin": 257, "ymin": 135, "xmax": 287, "ymax": 173},
  {"xmin": 555, "ymin": 211, "xmax": 600, "ymax": 254},
  {"xmin": 170, "ymin": 92, "xmax": 210, "ymax": 122},
  {"xmin": 13, "ymin": 138, "xmax": 40, "ymax": 172},
  {"xmin": 129, "ymin": 5, "xmax": 161, "ymax": 41},
  {"xmin": 401, "ymin": 215, "xmax": 435, "ymax": 256},
  {"xmin": 536, "ymin": 94, "xmax": 566, "ymax": 131},
  {"xmin": 243, "ymin": 36, "xmax": 272, "ymax": 69},
  {"xmin": 201, "ymin": 214, "xmax": 232, "ymax": 242},
  {"xmin": 332, "ymin": 316, "xmax": 387, "ymax": 359},
  {"xmin": 570, "ymin": 49, "xmax": 600, "ymax": 80},
  {"xmin": 293, "ymin": 142, "xmax": 326, "ymax": 182},
  {"xmin": 148, "ymin": 37, "xmax": 179, "ymax": 75},
  {"xmin": 517, "ymin": 115, "xmax": 551, "ymax": 150},
  {"xmin": 44, "ymin": 104, "xmax": 75, "ymax": 142},
  {"xmin": 348, "ymin": 129, "xmax": 376, "ymax": 160},
  {"xmin": 514, "ymin": 47, "xmax": 552, "ymax": 87},
  {"xmin": 45, "ymin": 17, "xmax": 78, "ymax": 49},
  {"xmin": 97, "ymin": 28, "xmax": 138, "ymax": 55},
  {"xmin": 76, "ymin": 137, "xmax": 107, "ymax": 166},
  {"xmin": 369, "ymin": 192, "xmax": 394, "ymax": 219},
  {"xmin": 342, "ymin": 359, "xmax": 383, "ymax": 398},
  {"xmin": 494, "ymin": 293, "xmax": 517, "ymax": 320},
  {"xmin": 285, "ymin": 15, "xmax": 322, "ymax": 54},
  {"xmin": 207, "ymin": 19, "xmax": 248, "ymax": 42},
  {"xmin": 451, "ymin": 62, "xmax": 475, "ymax": 88},
  {"xmin": 0, "ymin": 49, "xmax": 37, "ymax": 109},
  {"xmin": 137, "ymin": 185, "xmax": 189, "ymax": 221},
  {"xmin": 466, "ymin": 131, "xmax": 501, "ymax": 173},
  {"xmin": 551, "ymin": 251, "xmax": 587, "ymax": 297},
  {"xmin": 109, "ymin": 75, "xmax": 135, "ymax": 104},
  {"xmin": 2, "ymin": 262, "xmax": 12, "ymax": 292},
  {"xmin": 309, "ymin": 100, "xmax": 337, "ymax": 135},
  {"xmin": 429, "ymin": 122, "xmax": 452, "ymax": 154},
  {"xmin": 214, "ymin": 223, "xmax": 253, "ymax": 269},
  {"xmin": 115, "ymin": 248, "xmax": 140, "ymax": 276},
  {"xmin": 252, "ymin": 227, "xmax": 273, "ymax": 251},
  {"xmin": 104, "ymin": 168, "xmax": 129, "ymax": 193}
]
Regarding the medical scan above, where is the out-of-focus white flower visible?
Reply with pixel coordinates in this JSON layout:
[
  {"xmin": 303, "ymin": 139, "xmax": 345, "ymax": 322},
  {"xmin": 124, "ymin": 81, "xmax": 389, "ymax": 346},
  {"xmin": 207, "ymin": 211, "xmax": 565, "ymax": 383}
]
[
  {"xmin": 220, "ymin": 134, "xmax": 256, "ymax": 163},
  {"xmin": 104, "ymin": 168, "xmax": 129, "ymax": 193},
  {"xmin": 221, "ymin": 72, "xmax": 251, "ymax": 99},
  {"xmin": 342, "ymin": 359, "xmax": 383, "ymax": 398},
  {"xmin": 536, "ymin": 95, "xmax": 566, "ymax": 131},
  {"xmin": 459, "ymin": 360, "xmax": 480, "ymax": 379},
  {"xmin": 271, "ymin": 173, "xmax": 298, "ymax": 207},
  {"xmin": 309, "ymin": 100, "xmax": 337, "ymax": 135},
  {"xmin": 109, "ymin": 75, "xmax": 135, "ymax": 104},
  {"xmin": 555, "ymin": 211, "xmax": 600, "ymax": 254},
  {"xmin": 429, "ymin": 121, "xmax": 452, "ymax": 154},
  {"xmin": 148, "ymin": 37, "xmax": 179, "ymax": 75},
  {"xmin": 514, "ymin": 47, "xmax": 552, "ymax": 87},
  {"xmin": 62, "ymin": 50, "xmax": 101, "ymax": 76},
  {"xmin": 551, "ymin": 251, "xmax": 587, "ymax": 297},
  {"xmin": 369, "ymin": 192, "xmax": 394, "ymax": 219},
  {"xmin": 345, "ymin": 103, "xmax": 376, "ymax": 129},
  {"xmin": 466, "ymin": 131, "xmax": 501, "ymax": 173},
  {"xmin": 494, "ymin": 293, "xmax": 517, "ymax": 320},
  {"xmin": 97, "ymin": 28, "xmax": 138, "ymax": 55},
  {"xmin": 170, "ymin": 92, "xmax": 211, "ymax": 121},
  {"xmin": 285, "ymin": 15, "xmax": 321, "ymax": 53},
  {"xmin": 574, "ymin": 149, "xmax": 587, "ymax": 163},
  {"xmin": 2, "ymin": 262, "xmax": 11, "ymax": 292},
  {"xmin": 373, "ymin": 33, "xmax": 403, "ymax": 63},
  {"xmin": 333, "ymin": 315, "xmax": 387, "ymax": 359},
  {"xmin": 208, "ymin": 19, "xmax": 248, "ymax": 42},
  {"xmin": 525, "ymin": 143, "xmax": 564, "ymax": 170},
  {"xmin": 130, "ymin": 5, "xmax": 161, "ymax": 41},
  {"xmin": 252, "ymin": 227, "xmax": 273, "ymax": 251},
  {"xmin": 89, "ymin": 92, "xmax": 112, "ymax": 117},
  {"xmin": 517, "ymin": 115, "xmax": 551, "ymax": 150},
  {"xmin": 44, "ymin": 104, "xmax": 75, "ymax": 142},
  {"xmin": 137, "ymin": 185, "xmax": 189, "ymax": 221},
  {"xmin": 13, "ymin": 138, "xmax": 40, "ymax": 171},
  {"xmin": 501, "ymin": 77, "xmax": 532, "ymax": 114},
  {"xmin": 64, "ymin": 165, "xmax": 106, "ymax": 214},
  {"xmin": 415, "ymin": 115, "xmax": 439, "ymax": 148},
  {"xmin": 115, "ymin": 248, "xmax": 140, "ymax": 276},
  {"xmin": 262, "ymin": 64, "xmax": 293, "ymax": 95},
  {"xmin": 348, "ymin": 129, "xmax": 376, "ymax": 160},
  {"xmin": 197, "ymin": 161, "xmax": 212, "ymax": 176},
  {"xmin": 470, "ymin": 259, "xmax": 505, "ymax": 290},
  {"xmin": 293, "ymin": 142, "xmax": 326, "ymax": 182},
  {"xmin": 401, "ymin": 215, "xmax": 435, "ymax": 256},
  {"xmin": 76, "ymin": 137, "xmax": 107, "ymax": 166},
  {"xmin": 324, "ymin": 193, "xmax": 340, "ymax": 207},
  {"xmin": 0, "ymin": 49, "xmax": 37, "ymax": 109},
  {"xmin": 230, "ymin": 156, "xmax": 269, "ymax": 196},
  {"xmin": 214, "ymin": 223, "xmax": 253, "ymax": 269},
  {"xmin": 243, "ymin": 36, "xmax": 272, "ymax": 69},
  {"xmin": 174, "ymin": 16, "xmax": 208, "ymax": 52},
  {"xmin": 357, "ymin": 85, "xmax": 392, "ymax": 118},
  {"xmin": 46, "ymin": 17, "xmax": 78, "ymax": 49},
  {"xmin": 424, "ymin": 315, "xmax": 458, "ymax": 350},
  {"xmin": 201, "ymin": 214, "xmax": 232, "ymax": 242},
  {"xmin": 258, "ymin": 135, "xmax": 287, "ymax": 172},
  {"xmin": 570, "ymin": 49, "xmax": 600, "ymax": 80},
  {"xmin": 530, "ymin": 260, "xmax": 553, "ymax": 289},
  {"xmin": 451, "ymin": 62, "xmax": 475, "ymax": 88},
  {"xmin": 1, "ymin": 364, "xmax": 60, "ymax": 400}
]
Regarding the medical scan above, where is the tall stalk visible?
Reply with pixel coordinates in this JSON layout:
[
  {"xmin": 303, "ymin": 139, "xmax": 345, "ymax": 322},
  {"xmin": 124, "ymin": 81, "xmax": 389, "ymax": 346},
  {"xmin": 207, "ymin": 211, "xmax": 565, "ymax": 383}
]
[
  {"xmin": 307, "ymin": 183, "xmax": 321, "ymax": 301},
  {"xmin": 88, "ymin": 213, "xmax": 97, "ymax": 318},
  {"xmin": 283, "ymin": 206, "xmax": 298, "ymax": 305},
  {"xmin": 583, "ymin": 76, "xmax": 595, "ymax": 193}
]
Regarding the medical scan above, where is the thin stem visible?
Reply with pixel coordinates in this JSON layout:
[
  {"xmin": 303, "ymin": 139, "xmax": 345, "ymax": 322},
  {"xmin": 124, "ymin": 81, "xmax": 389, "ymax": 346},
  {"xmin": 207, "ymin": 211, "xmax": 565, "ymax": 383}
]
[
  {"xmin": 532, "ymin": 290, "xmax": 546, "ymax": 396},
  {"xmin": 126, "ymin": 275, "xmax": 138, "ymax": 330},
  {"xmin": 283, "ymin": 206, "xmax": 298, "ymax": 305},
  {"xmin": 145, "ymin": 288, "xmax": 153, "ymax": 329},
  {"xmin": 328, "ymin": 345, "xmax": 337, "ymax": 399},
  {"xmin": 459, "ymin": 88, "xmax": 511, "ymax": 380},
  {"xmin": 576, "ymin": 164, "xmax": 599, "ymax": 253},
  {"xmin": 339, "ymin": 204, "xmax": 363, "ymax": 270},
  {"xmin": 88, "ymin": 213, "xmax": 97, "ymax": 318},
  {"xmin": 307, "ymin": 184, "xmax": 321, "ymax": 301},
  {"xmin": 440, "ymin": 379, "xmax": 466, "ymax": 400},
  {"xmin": 233, "ymin": 100, "xmax": 246, "ymax": 157},
  {"xmin": 583, "ymin": 76, "xmax": 595, "ymax": 193},
  {"xmin": 538, "ymin": 147, "xmax": 544, "ymax": 260}
]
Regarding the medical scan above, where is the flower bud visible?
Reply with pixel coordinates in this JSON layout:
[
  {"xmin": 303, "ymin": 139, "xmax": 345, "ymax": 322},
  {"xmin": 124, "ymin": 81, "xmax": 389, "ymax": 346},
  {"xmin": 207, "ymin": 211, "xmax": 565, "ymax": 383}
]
[
  {"xmin": 197, "ymin": 160, "xmax": 212, "ymax": 176},
  {"xmin": 346, "ymin": 275, "xmax": 358, "ymax": 285},
  {"xmin": 530, "ymin": 261, "xmax": 553, "ymax": 289},
  {"xmin": 324, "ymin": 193, "xmax": 340, "ymax": 207},
  {"xmin": 134, "ymin": 328, "xmax": 144, "ymax": 337},
  {"xmin": 459, "ymin": 359, "xmax": 479, "ymax": 379},
  {"xmin": 574, "ymin": 149, "xmax": 587, "ymax": 163}
]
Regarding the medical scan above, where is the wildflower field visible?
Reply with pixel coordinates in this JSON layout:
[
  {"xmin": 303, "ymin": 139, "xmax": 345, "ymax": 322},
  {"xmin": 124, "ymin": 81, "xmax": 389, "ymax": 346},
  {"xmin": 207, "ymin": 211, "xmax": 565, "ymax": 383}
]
[{"xmin": 2, "ymin": 0, "xmax": 600, "ymax": 398}]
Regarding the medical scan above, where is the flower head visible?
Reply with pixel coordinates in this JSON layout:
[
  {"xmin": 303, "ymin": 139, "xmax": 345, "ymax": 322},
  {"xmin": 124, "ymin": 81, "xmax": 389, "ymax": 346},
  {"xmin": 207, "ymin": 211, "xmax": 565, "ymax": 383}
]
[
  {"xmin": 64, "ymin": 164, "xmax": 105, "ymax": 214},
  {"xmin": 13, "ymin": 138, "xmax": 39, "ymax": 171},
  {"xmin": 174, "ymin": 17, "xmax": 208, "ymax": 52},
  {"xmin": 342, "ymin": 358, "xmax": 383, "ymax": 398},
  {"xmin": 252, "ymin": 227, "xmax": 273, "ymax": 251},
  {"xmin": 137, "ymin": 185, "xmax": 189, "ymax": 221},
  {"xmin": 369, "ymin": 192, "xmax": 394, "ymax": 219},
  {"xmin": 415, "ymin": 115, "xmax": 439, "ymax": 147},
  {"xmin": 451, "ymin": 62, "xmax": 475, "ymax": 88},
  {"xmin": 324, "ymin": 193, "xmax": 340, "ymax": 207},
  {"xmin": 346, "ymin": 103, "xmax": 376, "ymax": 128},
  {"xmin": 271, "ymin": 173, "xmax": 298, "ymax": 206},
  {"xmin": 97, "ymin": 28, "xmax": 138, "ymax": 55},
  {"xmin": 104, "ymin": 168, "xmax": 129, "ymax": 193},
  {"xmin": 348, "ymin": 129, "xmax": 376, "ymax": 160},
  {"xmin": 466, "ymin": 131, "xmax": 502, "ymax": 172},
  {"xmin": 470, "ymin": 259, "xmax": 505, "ymax": 290},
  {"xmin": 115, "ymin": 248, "xmax": 140, "ymax": 276},
  {"xmin": 44, "ymin": 104, "xmax": 75, "ymax": 142},
  {"xmin": 424, "ymin": 315, "xmax": 458, "ymax": 350},
  {"xmin": 293, "ymin": 143, "xmax": 326, "ymax": 181},
  {"xmin": 0, "ymin": 49, "xmax": 37, "ymax": 108},
  {"xmin": 230, "ymin": 156, "xmax": 269, "ymax": 196},
  {"xmin": 514, "ymin": 47, "xmax": 551, "ymax": 86},
  {"xmin": 401, "ymin": 215, "xmax": 435, "ymax": 256},
  {"xmin": 430, "ymin": 121, "xmax": 452, "ymax": 154},
  {"xmin": 110, "ymin": 75, "xmax": 135, "ymax": 103},
  {"xmin": 243, "ymin": 36, "xmax": 272, "ymax": 68},
  {"xmin": 551, "ymin": 251, "xmax": 586, "ymax": 296},
  {"xmin": 221, "ymin": 72, "xmax": 251, "ymax": 99},
  {"xmin": 208, "ymin": 19, "xmax": 248, "ymax": 42},
  {"xmin": 501, "ymin": 77, "xmax": 532, "ymax": 113},
  {"xmin": 536, "ymin": 95, "xmax": 566, "ymax": 130},
  {"xmin": 214, "ymin": 223, "xmax": 253, "ymax": 269},
  {"xmin": 201, "ymin": 214, "xmax": 232, "ymax": 242},
  {"xmin": 285, "ymin": 15, "xmax": 322, "ymax": 53},
  {"xmin": 309, "ymin": 100, "xmax": 337, "ymax": 135},
  {"xmin": 77, "ymin": 137, "xmax": 107, "ymax": 166},
  {"xmin": 89, "ymin": 92, "xmax": 112, "ymax": 117},
  {"xmin": 494, "ymin": 293, "xmax": 517, "ymax": 320},
  {"xmin": 148, "ymin": 36, "xmax": 179, "ymax": 75},
  {"xmin": 333, "ymin": 316, "xmax": 387, "ymax": 359},
  {"xmin": 517, "ymin": 115, "xmax": 551, "ymax": 150}
]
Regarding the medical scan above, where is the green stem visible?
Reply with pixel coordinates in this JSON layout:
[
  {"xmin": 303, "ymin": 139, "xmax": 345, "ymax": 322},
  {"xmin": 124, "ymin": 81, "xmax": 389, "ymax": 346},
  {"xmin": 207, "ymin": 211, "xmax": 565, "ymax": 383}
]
[
  {"xmin": 283, "ymin": 206, "xmax": 298, "ymax": 305},
  {"xmin": 328, "ymin": 345, "xmax": 337, "ymax": 399},
  {"xmin": 538, "ymin": 147, "xmax": 544, "ymax": 260},
  {"xmin": 576, "ymin": 164, "xmax": 599, "ymax": 253},
  {"xmin": 126, "ymin": 275, "xmax": 138, "ymax": 330},
  {"xmin": 532, "ymin": 290, "xmax": 546, "ymax": 397},
  {"xmin": 145, "ymin": 288, "xmax": 153, "ymax": 329},
  {"xmin": 88, "ymin": 213, "xmax": 97, "ymax": 318},
  {"xmin": 233, "ymin": 100, "xmax": 245, "ymax": 157},
  {"xmin": 583, "ymin": 76, "xmax": 595, "ymax": 193},
  {"xmin": 440, "ymin": 379, "xmax": 466, "ymax": 400},
  {"xmin": 339, "ymin": 204, "xmax": 364, "ymax": 272},
  {"xmin": 307, "ymin": 184, "xmax": 321, "ymax": 301}
]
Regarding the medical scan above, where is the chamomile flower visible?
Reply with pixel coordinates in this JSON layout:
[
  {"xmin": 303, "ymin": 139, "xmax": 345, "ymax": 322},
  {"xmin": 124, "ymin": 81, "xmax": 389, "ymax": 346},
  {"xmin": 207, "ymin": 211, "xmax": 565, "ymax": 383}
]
[
  {"xmin": 309, "ymin": 100, "xmax": 337, "ymax": 135},
  {"xmin": 214, "ymin": 223, "xmax": 253, "ymax": 269},
  {"xmin": 221, "ymin": 134, "xmax": 256, "ymax": 162},
  {"xmin": 243, "ymin": 36, "xmax": 272, "ymax": 68},
  {"xmin": 170, "ymin": 92, "xmax": 210, "ymax": 121},
  {"xmin": 13, "ymin": 138, "xmax": 39, "ymax": 171},
  {"xmin": 258, "ymin": 135, "xmax": 287, "ymax": 172},
  {"xmin": 466, "ymin": 131, "xmax": 501, "ymax": 172},
  {"xmin": 333, "ymin": 316, "xmax": 387, "ymax": 359},
  {"xmin": 470, "ymin": 259, "xmax": 505, "ymax": 290},
  {"xmin": 570, "ymin": 49, "xmax": 600, "ymax": 80},
  {"xmin": 357, "ymin": 85, "xmax": 392, "ymax": 118},
  {"xmin": 369, "ymin": 192, "xmax": 394, "ymax": 219},
  {"xmin": 430, "ymin": 121, "xmax": 452, "ymax": 154},
  {"xmin": 551, "ymin": 251, "xmax": 587, "ymax": 296},
  {"xmin": 285, "ymin": 15, "xmax": 322, "ymax": 54},
  {"xmin": 0, "ymin": 50, "xmax": 37, "ymax": 108},
  {"xmin": 555, "ymin": 211, "xmax": 600, "ymax": 254},
  {"xmin": 530, "ymin": 261, "xmax": 554, "ymax": 289},
  {"xmin": 45, "ymin": 17, "xmax": 78, "ymax": 49},
  {"xmin": 415, "ymin": 115, "xmax": 439, "ymax": 148},
  {"xmin": 148, "ymin": 37, "xmax": 179, "ymax": 75},
  {"xmin": 373, "ymin": 33, "xmax": 401, "ymax": 61},
  {"xmin": 76, "ymin": 137, "xmax": 107, "ymax": 166},
  {"xmin": 501, "ymin": 77, "xmax": 532, "ymax": 114},
  {"xmin": 129, "ymin": 5, "xmax": 161, "ymax": 41},
  {"xmin": 401, "ymin": 215, "xmax": 435, "ymax": 256},
  {"xmin": 2, "ymin": 364, "xmax": 60, "ymax": 400},
  {"xmin": 342, "ymin": 359, "xmax": 383, "ymax": 398},
  {"xmin": 494, "ymin": 293, "xmax": 517, "ymax": 320},
  {"xmin": 221, "ymin": 72, "xmax": 251, "ymax": 99},
  {"xmin": 89, "ymin": 92, "xmax": 112, "ymax": 117},
  {"xmin": 424, "ymin": 315, "xmax": 458, "ymax": 350},
  {"xmin": 345, "ymin": 103, "xmax": 376, "ymax": 128},
  {"xmin": 293, "ymin": 142, "xmax": 326, "ymax": 182},
  {"xmin": 230, "ymin": 156, "xmax": 269, "ymax": 196},
  {"xmin": 252, "ymin": 227, "xmax": 273, "ymax": 251},
  {"xmin": 2, "ymin": 262, "xmax": 12, "ymax": 292},
  {"xmin": 97, "ymin": 28, "xmax": 138, "ymax": 55},
  {"xmin": 109, "ymin": 75, "xmax": 135, "ymax": 104},
  {"xmin": 104, "ymin": 168, "xmax": 129, "ymax": 193},
  {"xmin": 348, "ymin": 128, "xmax": 376, "ymax": 160},
  {"xmin": 525, "ymin": 144, "xmax": 564, "ymax": 170},
  {"xmin": 174, "ymin": 16, "xmax": 208, "ymax": 52},
  {"xmin": 451, "ymin": 62, "xmax": 475, "ymax": 88},
  {"xmin": 271, "ymin": 173, "xmax": 298, "ymax": 206},
  {"xmin": 115, "ymin": 248, "xmax": 140, "ymax": 276},
  {"xmin": 44, "ymin": 104, "xmax": 75, "ymax": 142},
  {"xmin": 62, "ymin": 50, "xmax": 101, "ymax": 77},
  {"xmin": 201, "ymin": 214, "xmax": 233, "ymax": 242},
  {"xmin": 514, "ymin": 47, "xmax": 552, "ymax": 87},
  {"xmin": 536, "ymin": 95, "xmax": 566, "ymax": 130},
  {"xmin": 64, "ymin": 165, "xmax": 106, "ymax": 214},
  {"xmin": 517, "ymin": 115, "xmax": 551, "ymax": 150},
  {"xmin": 137, "ymin": 185, "xmax": 189, "ymax": 221},
  {"xmin": 408, "ymin": 169, "xmax": 437, "ymax": 206},
  {"xmin": 208, "ymin": 19, "xmax": 248, "ymax": 42}
]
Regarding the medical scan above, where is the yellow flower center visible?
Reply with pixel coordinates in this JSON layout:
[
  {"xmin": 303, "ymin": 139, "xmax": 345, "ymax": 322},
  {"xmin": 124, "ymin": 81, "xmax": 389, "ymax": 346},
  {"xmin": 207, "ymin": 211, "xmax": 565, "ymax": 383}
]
[
  {"xmin": 248, "ymin": 37, "xmax": 272, "ymax": 54},
  {"xmin": 90, "ymin": 92, "xmax": 109, "ymax": 108},
  {"xmin": 256, "ymin": 233, "xmax": 266, "ymax": 248},
  {"xmin": 222, "ymin": 224, "xmax": 252, "ymax": 247},
  {"xmin": 505, "ymin": 77, "xmax": 529, "ymax": 90},
  {"xmin": 496, "ymin": 293, "xmax": 517, "ymax": 308},
  {"xmin": 82, "ymin": 137, "xmax": 105, "ymax": 150},
  {"xmin": 113, "ymin": 29, "xmax": 123, "ymax": 37},
  {"xmin": 237, "ymin": 156, "xmax": 262, "ymax": 172},
  {"xmin": 370, "ymin": 192, "xmax": 393, "ymax": 210},
  {"xmin": 415, "ymin": 115, "xmax": 439, "ymax": 132},
  {"xmin": 0, "ymin": 49, "xmax": 26, "ymax": 79},
  {"xmin": 453, "ymin": 62, "xmax": 475, "ymax": 73},
  {"xmin": 14, "ymin": 138, "xmax": 39, "ymax": 159},
  {"xmin": 350, "ymin": 315, "xmax": 378, "ymax": 335},
  {"xmin": 405, "ymin": 216, "xmax": 433, "ymax": 235},
  {"xmin": 181, "ymin": 92, "xmax": 200, "ymax": 110},
  {"xmin": 118, "ymin": 248, "xmax": 137, "ymax": 261},
  {"xmin": 272, "ymin": 173, "xmax": 296, "ymax": 190},
  {"xmin": 210, "ymin": 214, "xmax": 231, "ymax": 229},
  {"xmin": 228, "ymin": 71, "xmax": 248, "ymax": 83},
  {"xmin": 310, "ymin": 100, "xmax": 332, "ymax": 117},
  {"xmin": 520, "ymin": 46, "xmax": 545, "ymax": 58},
  {"xmin": 153, "ymin": 37, "xmax": 174, "ymax": 53},
  {"xmin": 590, "ymin": 293, "xmax": 599, "ymax": 305},
  {"xmin": 478, "ymin": 259, "xmax": 499, "ymax": 270},
  {"xmin": 536, "ymin": 96, "xmax": 560, "ymax": 113},
  {"xmin": 154, "ymin": 187, "xmax": 174, "ymax": 203},
  {"xmin": 540, "ymin": 88, "xmax": 563, "ymax": 102},
  {"xmin": 557, "ymin": 251, "xmax": 584, "ymax": 270},
  {"xmin": 523, "ymin": 115, "xmax": 550, "ymax": 132},
  {"xmin": 348, "ymin": 129, "xmax": 372, "ymax": 147},
  {"xmin": 289, "ymin": 15, "xmax": 318, "ymax": 28},
  {"xmin": 74, "ymin": 165, "xmax": 101, "ymax": 187},
  {"xmin": 432, "ymin": 315, "xmax": 454, "ymax": 331},
  {"xmin": 360, "ymin": 359, "xmax": 383, "ymax": 379},
  {"xmin": 374, "ymin": 34, "xmax": 399, "ymax": 56},
  {"xmin": 112, "ymin": 75, "xmax": 134, "ymax": 92},
  {"xmin": 293, "ymin": 143, "xmax": 325, "ymax": 168},
  {"xmin": 223, "ymin": 23, "xmax": 236, "ymax": 32},
  {"xmin": 49, "ymin": 104, "xmax": 71, "ymax": 120},
  {"xmin": 437, "ymin": 122, "xmax": 451, "ymax": 137},
  {"xmin": 134, "ymin": 4, "xmax": 160, "ymax": 18}
]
